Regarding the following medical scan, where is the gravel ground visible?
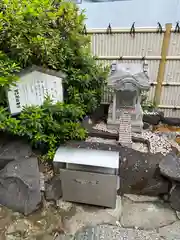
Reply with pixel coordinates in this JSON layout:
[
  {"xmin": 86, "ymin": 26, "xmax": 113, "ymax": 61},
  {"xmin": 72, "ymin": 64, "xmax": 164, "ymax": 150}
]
[
  {"xmin": 72, "ymin": 195, "xmax": 180, "ymax": 240},
  {"xmin": 93, "ymin": 122, "xmax": 118, "ymax": 134},
  {"xmin": 92, "ymin": 122, "xmax": 178, "ymax": 155},
  {"xmin": 133, "ymin": 131, "xmax": 172, "ymax": 155}
]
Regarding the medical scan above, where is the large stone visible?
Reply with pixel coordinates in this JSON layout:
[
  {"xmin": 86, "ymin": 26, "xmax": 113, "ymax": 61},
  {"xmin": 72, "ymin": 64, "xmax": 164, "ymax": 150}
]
[
  {"xmin": 74, "ymin": 225, "xmax": 162, "ymax": 240},
  {"xmin": 159, "ymin": 221, "xmax": 180, "ymax": 240},
  {"xmin": 0, "ymin": 137, "xmax": 33, "ymax": 170},
  {"xmin": 45, "ymin": 175, "xmax": 62, "ymax": 201},
  {"xmin": 119, "ymin": 147, "xmax": 170, "ymax": 196},
  {"xmin": 143, "ymin": 112, "xmax": 162, "ymax": 125},
  {"xmin": 121, "ymin": 198, "xmax": 177, "ymax": 229},
  {"xmin": 169, "ymin": 184, "xmax": 180, "ymax": 211},
  {"xmin": 64, "ymin": 196, "xmax": 122, "ymax": 235},
  {"xmin": 0, "ymin": 157, "xmax": 15, "ymax": 170},
  {"xmin": 0, "ymin": 138, "xmax": 32, "ymax": 159},
  {"xmin": 0, "ymin": 157, "xmax": 41, "ymax": 215},
  {"xmin": 143, "ymin": 122, "xmax": 150, "ymax": 130},
  {"xmin": 159, "ymin": 152, "xmax": 180, "ymax": 181},
  {"xmin": 161, "ymin": 117, "xmax": 180, "ymax": 126}
]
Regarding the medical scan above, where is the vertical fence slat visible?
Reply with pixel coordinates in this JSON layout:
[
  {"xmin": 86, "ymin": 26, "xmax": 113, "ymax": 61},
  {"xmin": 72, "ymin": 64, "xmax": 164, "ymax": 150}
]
[{"xmin": 153, "ymin": 23, "xmax": 172, "ymax": 106}]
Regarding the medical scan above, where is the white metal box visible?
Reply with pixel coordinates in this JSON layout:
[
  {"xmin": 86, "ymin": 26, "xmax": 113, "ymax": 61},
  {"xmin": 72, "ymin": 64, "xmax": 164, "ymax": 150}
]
[{"xmin": 53, "ymin": 146, "xmax": 119, "ymax": 208}]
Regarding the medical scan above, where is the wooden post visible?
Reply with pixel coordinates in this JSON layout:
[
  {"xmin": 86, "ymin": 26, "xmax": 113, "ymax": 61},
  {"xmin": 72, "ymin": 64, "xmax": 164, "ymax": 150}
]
[{"xmin": 154, "ymin": 23, "xmax": 172, "ymax": 106}]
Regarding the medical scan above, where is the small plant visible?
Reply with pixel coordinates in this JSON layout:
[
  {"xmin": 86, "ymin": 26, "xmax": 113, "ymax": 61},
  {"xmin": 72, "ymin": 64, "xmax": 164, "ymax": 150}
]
[
  {"xmin": 142, "ymin": 101, "xmax": 156, "ymax": 112},
  {"xmin": 141, "ymin": 92, "xmax": 155, "ymax": 112}
]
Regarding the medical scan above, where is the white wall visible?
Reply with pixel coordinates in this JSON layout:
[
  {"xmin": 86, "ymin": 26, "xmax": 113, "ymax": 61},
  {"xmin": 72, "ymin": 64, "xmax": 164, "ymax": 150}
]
[{"xmin": 79, "ymin": 0, "xmax": 180, "ymax": 28}]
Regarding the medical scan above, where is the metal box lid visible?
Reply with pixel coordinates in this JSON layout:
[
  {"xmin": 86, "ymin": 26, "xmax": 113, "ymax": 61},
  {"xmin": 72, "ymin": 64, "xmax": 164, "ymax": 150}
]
[{"xmin": 53, "ymin": 146, "xmax": 119, "ymax": 169}]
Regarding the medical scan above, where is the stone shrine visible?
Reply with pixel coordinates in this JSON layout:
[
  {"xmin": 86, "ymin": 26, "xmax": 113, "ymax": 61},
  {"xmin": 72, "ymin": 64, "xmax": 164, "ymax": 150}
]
[{"xmin": 107, "ymin": 62, "xmax": 150, "ymax": 146}]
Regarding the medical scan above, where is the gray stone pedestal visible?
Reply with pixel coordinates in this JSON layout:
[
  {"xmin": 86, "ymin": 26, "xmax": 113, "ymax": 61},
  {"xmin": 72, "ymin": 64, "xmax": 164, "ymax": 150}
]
[{"xmin": 107, "ymin": 103, "xmax": 144, "ymax": 134}]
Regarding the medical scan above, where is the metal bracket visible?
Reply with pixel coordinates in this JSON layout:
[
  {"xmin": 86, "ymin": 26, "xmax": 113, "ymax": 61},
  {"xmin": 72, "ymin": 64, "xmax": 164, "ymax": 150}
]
[
  {"xmin": 163, "ymin": 83, "xmax": 170, "ymax": 86},
  {"xmin": 143, "ymin": 58, "xmax": 148, "ymax": 74},
  {"xmin": 82, "ymin": 25, "xmax": 87, "ymax": 35},
  {"xmin": 157, "ymin": 22, "xmax": 163, "ymax": 33},
  {"xmin": 130, "ymin": 22, "xmax": 135, "ymax": 37},
  {"xmin": 111, "ymin": 61, "xmax": 117, "ymax": 73},
  {"xmin": 174, "ymin": 22, "xmax": 180, "ymax": 33},
  {"xmin": 107, "ymin": 23, "xmax": 112, "ymax": 34}
]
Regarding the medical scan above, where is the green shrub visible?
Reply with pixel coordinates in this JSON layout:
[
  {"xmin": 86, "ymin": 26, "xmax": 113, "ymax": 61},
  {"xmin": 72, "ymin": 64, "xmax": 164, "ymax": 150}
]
[
  {"xmin": 0, "ymin": 0, "xmax": 108, "ymax": 160},
  {"xmin": 0, "ymin": 0, "xmax": 108, "ymax": 113},
  {"xmin": 0, "ymin": 98, "xmax": 87, "ymax": 161},
  {"xmin": 0, "ymin": 51, "xmax": 20, "ymax": 105}
]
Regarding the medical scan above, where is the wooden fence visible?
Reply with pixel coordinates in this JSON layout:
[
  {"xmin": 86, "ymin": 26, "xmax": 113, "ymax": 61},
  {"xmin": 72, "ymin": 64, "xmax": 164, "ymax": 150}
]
[{"xmin": 88, "ymin": 23, "xmax": 180, "ymax": 117}]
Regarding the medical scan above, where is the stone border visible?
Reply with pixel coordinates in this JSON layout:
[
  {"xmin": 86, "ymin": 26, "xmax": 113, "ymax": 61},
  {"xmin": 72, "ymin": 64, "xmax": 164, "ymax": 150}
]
[
  {"xmin": 88, "ymin": 128, "xmax": 151, "ymax": 151},
  {"xmin": 81, "ymin": 117, "xmax": 151, "ymax": 151}
]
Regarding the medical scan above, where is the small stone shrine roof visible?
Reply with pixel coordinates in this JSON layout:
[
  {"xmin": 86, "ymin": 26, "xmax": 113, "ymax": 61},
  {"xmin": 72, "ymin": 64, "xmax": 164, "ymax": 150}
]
[{"xmin": 108, "ymin": 67, "xmax": 150, "ymax": 91}]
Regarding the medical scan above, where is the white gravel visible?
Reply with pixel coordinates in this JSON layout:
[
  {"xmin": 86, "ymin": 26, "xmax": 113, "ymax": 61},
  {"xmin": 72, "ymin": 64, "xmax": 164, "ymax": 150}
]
[
  {"xmin": 93, "ymin": 122, "xmax": 118, "ymax": 134},
  {"xmin": 92, "ymin": 122, "xmax": 177, "ymax": 155},
  {"xmin": 133, "ymin": 131, "xmax": 172, "ymax": 155}
]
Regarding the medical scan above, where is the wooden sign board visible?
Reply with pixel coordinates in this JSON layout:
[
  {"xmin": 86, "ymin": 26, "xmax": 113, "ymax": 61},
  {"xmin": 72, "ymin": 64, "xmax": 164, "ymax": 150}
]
[{"xmin": 7, "ymin": 68, "xmax": 64, "ymax": 115}]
